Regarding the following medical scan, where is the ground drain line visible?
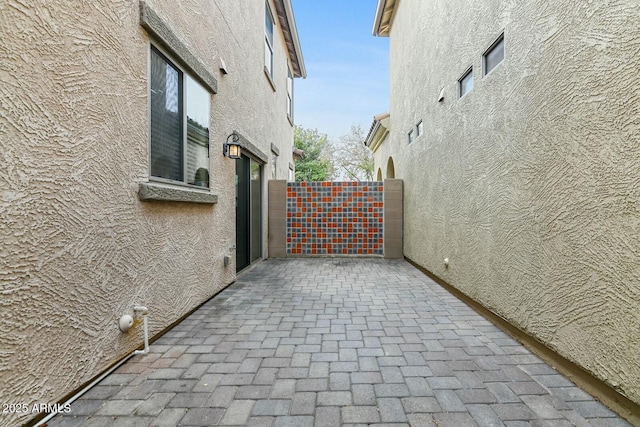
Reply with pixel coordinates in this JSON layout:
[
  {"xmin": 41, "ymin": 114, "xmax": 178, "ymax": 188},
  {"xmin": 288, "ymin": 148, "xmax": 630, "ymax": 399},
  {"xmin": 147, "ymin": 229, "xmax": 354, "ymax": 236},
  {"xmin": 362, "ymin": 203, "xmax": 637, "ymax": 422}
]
[
  {"xmin": 39, "ymin": 308, "xmax": 150, "ymax": 424},
  {"xmin": 35, "ymin": 352, "xmax": 136, "ymax": 426}
]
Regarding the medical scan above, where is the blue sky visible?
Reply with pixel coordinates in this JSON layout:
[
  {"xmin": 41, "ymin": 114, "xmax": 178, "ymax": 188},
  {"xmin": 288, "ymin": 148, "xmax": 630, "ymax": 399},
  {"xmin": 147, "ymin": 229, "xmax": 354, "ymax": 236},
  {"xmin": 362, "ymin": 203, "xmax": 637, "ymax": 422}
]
[{"xmin": 290, "ymin": 0, "xmax": 389, "ymax": 141}]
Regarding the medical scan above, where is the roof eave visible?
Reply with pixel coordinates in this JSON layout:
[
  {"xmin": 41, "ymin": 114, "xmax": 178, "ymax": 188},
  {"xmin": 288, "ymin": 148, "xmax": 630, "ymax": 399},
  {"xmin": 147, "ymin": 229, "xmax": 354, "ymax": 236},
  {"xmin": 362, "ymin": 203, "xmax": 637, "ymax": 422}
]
[
  {"xmin": 293, "ymin": 148, "xmax": 306, "ymax": 160},
  {"xmin": 364, "ymin": 112, "xmax": 390, "ymax": 153},
  {"xmin": 372, "ymin": 0, "xmax": 398, "ymax": 37},
  {"xmin": 274, "ymin": 0, "xmax": 307, "ymax": 78}
]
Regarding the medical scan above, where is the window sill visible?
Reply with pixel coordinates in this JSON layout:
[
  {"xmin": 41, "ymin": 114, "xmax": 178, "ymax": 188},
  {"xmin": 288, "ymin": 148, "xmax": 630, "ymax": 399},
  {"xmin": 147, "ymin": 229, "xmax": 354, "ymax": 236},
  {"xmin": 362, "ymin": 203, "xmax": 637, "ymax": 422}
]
[
  {"xmin": 138, "ymin": 181, "xmax": 218, "ymax": 204},
  {"xmin": 264, "ymin": 66, "xmax": 276, "ymax": 92}
]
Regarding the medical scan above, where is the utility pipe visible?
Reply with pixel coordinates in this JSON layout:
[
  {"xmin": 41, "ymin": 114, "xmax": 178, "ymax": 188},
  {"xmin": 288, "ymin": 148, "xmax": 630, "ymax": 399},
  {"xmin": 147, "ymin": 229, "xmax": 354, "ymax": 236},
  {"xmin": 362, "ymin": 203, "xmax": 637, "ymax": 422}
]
[
  {"xmin": 132, "ymin": 306, "xmax": 149, "ymax": 355},
  {"xmin": 37, "ymin": 306, "xmax": 151, "ymax": 426},
  {"xmin": 35, "ymin": 352, "xmax": 134, "ymax": 426}
]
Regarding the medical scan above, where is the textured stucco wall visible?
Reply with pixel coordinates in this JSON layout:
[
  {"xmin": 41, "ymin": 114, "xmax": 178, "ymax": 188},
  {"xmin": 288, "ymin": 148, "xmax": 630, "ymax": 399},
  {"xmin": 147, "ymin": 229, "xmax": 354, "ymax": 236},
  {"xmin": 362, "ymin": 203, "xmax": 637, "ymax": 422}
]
[
  {"xmin": 144, "ymin": 0, "xmax": 298, "ymax": 259},
  {"xmin": 383, "ymin": 0, "xmax": 640, "ymax": 405},
  {"xmin": 371, "ymin": 135, "xmax": 394, "ymax": 181},
  {"xmin": 0, "ymin": 0, "xmax": 297, "ymax": 424}
]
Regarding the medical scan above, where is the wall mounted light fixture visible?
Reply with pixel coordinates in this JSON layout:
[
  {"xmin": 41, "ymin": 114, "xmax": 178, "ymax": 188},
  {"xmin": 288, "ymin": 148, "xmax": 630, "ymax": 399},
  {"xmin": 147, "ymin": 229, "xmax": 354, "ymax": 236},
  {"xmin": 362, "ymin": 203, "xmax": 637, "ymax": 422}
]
[{"xmin": 223, "ymin": 132, "xmax": 241, "ymax": 159}]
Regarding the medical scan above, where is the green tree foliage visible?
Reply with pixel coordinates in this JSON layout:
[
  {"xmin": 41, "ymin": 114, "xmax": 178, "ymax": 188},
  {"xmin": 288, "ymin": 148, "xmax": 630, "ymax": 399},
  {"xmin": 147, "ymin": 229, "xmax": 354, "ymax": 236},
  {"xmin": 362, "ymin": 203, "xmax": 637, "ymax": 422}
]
[{"xmin": 294, "ymin": 126, "xmax": 334, "ymax": 182}]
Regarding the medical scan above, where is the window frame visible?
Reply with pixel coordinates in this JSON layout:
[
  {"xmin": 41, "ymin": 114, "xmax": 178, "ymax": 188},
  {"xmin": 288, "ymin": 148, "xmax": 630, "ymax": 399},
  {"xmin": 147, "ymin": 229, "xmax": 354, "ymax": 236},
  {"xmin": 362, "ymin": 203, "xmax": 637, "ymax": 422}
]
[
  {"xmin": 458, "ymin": 67, "xmax": 474, "ymax": 99},
  {"xmin": 264, "ymin": 2, "xmax": 275, "ymax": 80},
  {"xmin": 286, "ymin": 65, "xmax": 294, "ymax": 123},
  {"xmin": 148, "ymin": 43, "xmax": 212, "ymax": 189},
  {"xmin": 408, "ymin": 129, "xmax": 415, "ymax": 145},
  {"xmin": 416, "ymin": 120, "xmax": 423, "ymax": 137},
  {"xmin": 483, "ymin": 33, "xmax": 505, "ymax": 76}
]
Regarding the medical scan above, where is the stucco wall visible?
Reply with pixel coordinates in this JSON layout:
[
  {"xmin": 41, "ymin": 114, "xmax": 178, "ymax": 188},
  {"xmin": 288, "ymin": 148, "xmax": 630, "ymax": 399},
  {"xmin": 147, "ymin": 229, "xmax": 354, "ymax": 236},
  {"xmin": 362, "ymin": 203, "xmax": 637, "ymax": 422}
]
[
  {"xmin": 0, "ymin": 0, "xmax": 297, "ymax": 424},
  {"xmin": 371, "ymin": 136, "xmax": 394, "ymax": 181},
  {"xmin": 383, "ymin": 0, "xmax": 640, "ymax": 405}
]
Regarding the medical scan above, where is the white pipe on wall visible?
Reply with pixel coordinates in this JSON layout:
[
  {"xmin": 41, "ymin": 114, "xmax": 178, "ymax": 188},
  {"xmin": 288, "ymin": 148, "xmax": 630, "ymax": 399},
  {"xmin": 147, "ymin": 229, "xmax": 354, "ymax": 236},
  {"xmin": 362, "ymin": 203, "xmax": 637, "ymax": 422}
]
[
  {"xmin": 36, "ymin": 306, "xmax": 151, "ymax": 426},
  {"xmin": 35, "ymin": 353, "xmax": 134, "ymax": 426},
  {"xmin": 132, "ymin": 306, "xmax": 149, "ymax": 355}
]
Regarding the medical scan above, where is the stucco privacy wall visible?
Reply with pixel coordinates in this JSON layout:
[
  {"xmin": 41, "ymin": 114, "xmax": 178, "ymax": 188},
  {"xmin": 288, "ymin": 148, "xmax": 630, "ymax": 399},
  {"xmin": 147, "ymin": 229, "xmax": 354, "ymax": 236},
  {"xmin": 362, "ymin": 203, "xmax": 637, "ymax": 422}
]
[
  {"xmin": 382, "ymin": 0, "xmax": 640, "ymax": 405},
  {"xmin": 0, "ymin": 0, "xmax": 298, "ymax": 424}
]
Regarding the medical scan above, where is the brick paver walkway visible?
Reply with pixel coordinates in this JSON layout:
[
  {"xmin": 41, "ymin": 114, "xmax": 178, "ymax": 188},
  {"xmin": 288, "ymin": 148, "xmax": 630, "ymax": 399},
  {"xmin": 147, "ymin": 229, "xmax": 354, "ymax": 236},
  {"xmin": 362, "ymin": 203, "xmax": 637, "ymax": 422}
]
[{"xmin": 48, "ymin": 259, "xmax": 631, "ymax": 426}]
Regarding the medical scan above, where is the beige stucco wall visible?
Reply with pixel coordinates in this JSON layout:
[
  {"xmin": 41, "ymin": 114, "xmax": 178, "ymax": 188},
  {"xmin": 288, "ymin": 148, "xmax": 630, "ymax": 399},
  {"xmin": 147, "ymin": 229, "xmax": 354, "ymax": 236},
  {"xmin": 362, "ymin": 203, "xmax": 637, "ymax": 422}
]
[
  {"xmin": 0, "ymin": 0, "xmax": 297, "ymax": 424},
  {"xmin": 382, "ymin": 0, "xmax": 640, "ymax": 405},
  {"xmin": 371, "ymin": 135, "xmax": 393, "ymax": 181}
]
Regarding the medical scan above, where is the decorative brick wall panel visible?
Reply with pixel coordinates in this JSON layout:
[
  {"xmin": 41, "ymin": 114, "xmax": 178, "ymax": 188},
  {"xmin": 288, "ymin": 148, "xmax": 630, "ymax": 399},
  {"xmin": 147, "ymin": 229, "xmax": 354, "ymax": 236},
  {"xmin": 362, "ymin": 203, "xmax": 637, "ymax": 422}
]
[{"xmin": 286, "ymin": 182, "xmax": 384, "ymax": 255}]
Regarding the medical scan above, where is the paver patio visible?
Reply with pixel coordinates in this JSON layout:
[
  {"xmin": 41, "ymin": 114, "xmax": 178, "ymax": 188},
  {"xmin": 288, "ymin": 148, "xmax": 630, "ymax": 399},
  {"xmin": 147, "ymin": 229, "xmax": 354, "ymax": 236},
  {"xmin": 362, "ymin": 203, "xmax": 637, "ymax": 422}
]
[{"xmin": 47, "ymin": 258, "xmax": 631, "ymax": 426}]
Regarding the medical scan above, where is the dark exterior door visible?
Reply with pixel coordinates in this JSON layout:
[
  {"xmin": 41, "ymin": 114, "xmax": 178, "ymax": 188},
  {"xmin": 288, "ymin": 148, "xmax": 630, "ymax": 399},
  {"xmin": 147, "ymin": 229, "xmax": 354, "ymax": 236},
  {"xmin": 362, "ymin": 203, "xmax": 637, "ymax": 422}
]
[
  {"xmin": 236, "ymin": 156, "xmax": 250, "ymax": 272},
  {"xmin": 236, "ymin": 155, "xmax": 262, "ymax": 272},
  {"xmin": 250, "ymin": 159, "xmax": 262, "ymax": 263}
]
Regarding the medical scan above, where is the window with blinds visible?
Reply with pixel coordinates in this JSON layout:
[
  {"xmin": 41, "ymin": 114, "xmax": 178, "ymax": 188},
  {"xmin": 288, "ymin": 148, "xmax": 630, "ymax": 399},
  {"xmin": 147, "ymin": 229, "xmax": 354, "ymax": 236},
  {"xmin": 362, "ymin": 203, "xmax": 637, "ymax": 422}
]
[{"xmin": 150, "ymin": 46, "xmax": 211, "ymax": 187}]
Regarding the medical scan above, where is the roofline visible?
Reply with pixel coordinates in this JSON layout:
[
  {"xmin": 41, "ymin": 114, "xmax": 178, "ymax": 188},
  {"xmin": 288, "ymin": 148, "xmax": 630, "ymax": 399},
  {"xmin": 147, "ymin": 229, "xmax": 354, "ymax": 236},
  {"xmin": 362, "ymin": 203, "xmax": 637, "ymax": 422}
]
[
  {"xmin": 364, "ymin": 121, "xmax": 381, "ymax": 147},
  {"xmin": 274, "ymin": 0, "xmax": 307, "ymax": 78},
  {"xmin": 364, "ymin": 112, "xmax": 390, "ymax": 152},
  {"xmin": 293, "ymin": 147, "xmax": 305, "ymax": 160},
  {"xmin": 372, "ymin": 0, "xmax": 398, "ymax": 37},
  {"xmin": 372, "ymin": 0, "xmax": 386, "ymax": 36}
]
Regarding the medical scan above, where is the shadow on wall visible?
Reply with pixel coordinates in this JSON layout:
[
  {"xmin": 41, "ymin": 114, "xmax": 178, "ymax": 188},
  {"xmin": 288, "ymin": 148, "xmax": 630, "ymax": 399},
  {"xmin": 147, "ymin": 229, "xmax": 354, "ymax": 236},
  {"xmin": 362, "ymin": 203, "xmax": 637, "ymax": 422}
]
[{"xmin": 387, "ymin": 157, "xmax": 395, "ymax": 178}]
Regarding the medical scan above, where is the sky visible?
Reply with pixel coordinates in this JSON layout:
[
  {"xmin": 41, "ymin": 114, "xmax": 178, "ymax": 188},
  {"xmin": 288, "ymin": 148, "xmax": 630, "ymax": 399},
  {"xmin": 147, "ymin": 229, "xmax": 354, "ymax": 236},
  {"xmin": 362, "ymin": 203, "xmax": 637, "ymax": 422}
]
[{"xmin": 290, "ymin": 0, "xmax": 389, "ymax": 142}]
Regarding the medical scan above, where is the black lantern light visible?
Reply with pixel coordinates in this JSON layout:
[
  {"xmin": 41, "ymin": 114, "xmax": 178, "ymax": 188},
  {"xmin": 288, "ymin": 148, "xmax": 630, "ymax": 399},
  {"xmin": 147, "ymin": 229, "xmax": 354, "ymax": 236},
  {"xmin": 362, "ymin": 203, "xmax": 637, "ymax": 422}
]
[{"xmin": 223, "ymin": 132, "xmax": 241, "ymax": 159}]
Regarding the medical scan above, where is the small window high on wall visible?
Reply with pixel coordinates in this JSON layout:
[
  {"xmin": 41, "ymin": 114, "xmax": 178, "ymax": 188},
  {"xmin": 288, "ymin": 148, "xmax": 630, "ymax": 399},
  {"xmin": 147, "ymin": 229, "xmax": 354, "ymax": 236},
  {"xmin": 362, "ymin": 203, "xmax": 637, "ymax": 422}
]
[
  {"xmin": 459, "ymin": 67, "xmax": 474, "ymax": 98},
  {"xmin": 484, "ymin": 34, "xmax": 504, "ymax": 76},
  {"xmin": 286, "ymin": 66, "xmax": 294, "ymax": 121},
  {"xmin": 264, "ymin": 3, "xmax": 274, "ymax": 79}
]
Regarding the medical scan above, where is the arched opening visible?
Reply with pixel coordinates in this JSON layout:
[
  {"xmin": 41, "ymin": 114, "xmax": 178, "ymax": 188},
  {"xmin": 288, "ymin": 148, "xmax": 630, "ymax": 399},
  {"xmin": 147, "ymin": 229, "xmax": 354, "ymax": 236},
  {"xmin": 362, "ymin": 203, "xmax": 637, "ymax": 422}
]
[
  {"xmin": 376, "ymin": 168, "xmax": 383, "ymax": 181},
  {"xmin": 386, "ymin": 157, "xmax": 395, "ymax": 179}
]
